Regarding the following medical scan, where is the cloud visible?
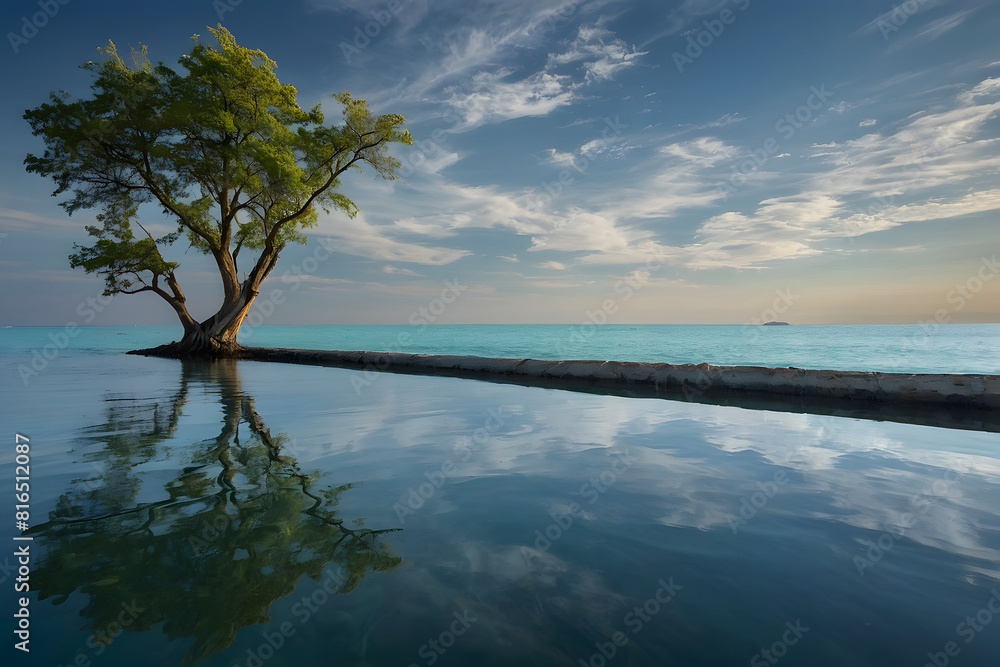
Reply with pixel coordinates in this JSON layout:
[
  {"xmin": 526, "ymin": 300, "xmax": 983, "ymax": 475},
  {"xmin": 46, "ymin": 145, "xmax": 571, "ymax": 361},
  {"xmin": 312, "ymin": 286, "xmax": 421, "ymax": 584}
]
[
  {"xmin": 541, "ymin": 148, "xmax": 582, "ymax": 171},
  {"xmin": 446, "ymin": 69, "xmax": 577, "ymax": 131},
  {"xmin": 677, "ymin": 188, "xmax": 1000, "ymax": 271},
  {"xmin": 443, "ymin": 22, "xmax": 643, "ymax": 131},
  {"xmin": 373, "ymin": 1, "xmax": 619, "ymax": 104},
  {"xmin": 607, "ymin": 137, "xmax": 737, "ymax": 221},
  {"xmin": 558, "ymin": 78, "xmax": 1000, "ymax": 270},
  {"xmin": 697, "ymin": 112, "xmax": 748, "ymax": 129},
  {"xmin": 362, "ymin": 68, "xmax": 1000, "ymax": 275},
  {"xmin": 657, "ymin": 136, "xmax": 738, "ymax": 166},
  {"xmin": 805, "ymin": 95, "xmax": 1000, "ymax": 199},
  {"xmin": 854, "ymin": 0, "xmax": 945, "ymax": 36},
  {"xmin": 383, "ymin": 133, "xmax": 735, "ymax": 267},
  {"xmin": 639, "ymin": 0, "xmax": 741, "ymax": 47},
  {"xmin": 660, "ymin": 80, "xmax": 1000, "ymax": 269},
  {"xmin": 829, "ymin": 101, "xmax": 858, "ymax": 114},
  {"xmin": 539, "ymin": 260, "xmax": 569, "ymax": 270},
  {"xmin": 838, "ymin": 189, "xmax": 1000, "ymax": 229},
  {"xmin": 0, "ymin": 268, "xmax": 96, "ymax": 283},
  {"xmin": 314, "ymin": 212, "xmax": 470, "ymax": 265},
  {"xmin": 546, "ymin": 25, "xmax": 646, "ymax": 84},
  {"xmin": 682, "ymin": 194, "xmax": 843, "ymax": 269},
  {"xmin": 382, "ymin": 265, "xmax": 422, "ymax": 276},
  {"xmin": 528, "ymin": 209, "xmax": 640, "ymax": 254},
  {"xmin": 0, "ymin": 207, "xmax": 79, "ymax": 231},
  {"xmin": 418, "ymin": 150, "xmax": 463, "ymax": 175},
  {"xmin": 958, "ymin": 77, "xmax": 1000, "ymax": 104},
  {"xmin": 890, "ymin": 8, "xmax": 978, "ymax": 51}
]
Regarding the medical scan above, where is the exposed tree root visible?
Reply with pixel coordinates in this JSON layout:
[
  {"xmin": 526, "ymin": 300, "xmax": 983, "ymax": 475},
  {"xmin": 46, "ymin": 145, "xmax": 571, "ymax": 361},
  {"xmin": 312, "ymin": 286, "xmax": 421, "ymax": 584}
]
[{"xmin": 128, "ymin": 335, "xmax": 248, "ymax": 359}]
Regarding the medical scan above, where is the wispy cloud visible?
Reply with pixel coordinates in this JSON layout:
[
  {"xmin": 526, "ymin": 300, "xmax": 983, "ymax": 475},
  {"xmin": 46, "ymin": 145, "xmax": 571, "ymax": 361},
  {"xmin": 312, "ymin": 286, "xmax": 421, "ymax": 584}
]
[
  {"xmin": 854, "ymin": 0, "xmax": 945, "ymax": 37},
  {"xmin": 371, "ymin": 0, "xmax": 621, "ymax": 107},
  {"xmin": 697, "ymin": 112, "xmax": 748, "ymax": 129},
  {"xmin": 888, "ymin": 8, "xmax": 978, "ymax": 51},
  {"xmin": 314, "ymin": 213, "xmax": 470, "ymax": 265},
  {"xmin": 382, "ymin": 265, "xmax": 422, "ymax": 276},
  {"xmin": 539, "ymin": 260, "xmax": 569, "ymax": 270},
  {"xmin": 446, "ymin": 69, "xmax": 577, "ymax": 132},
  {"xmin": 546, "ymin": 25, "xmax": 646, "ymax": 84},
  {"xmin": 443, "ymin": 21, "xmax": 643, "ymax": 131},
  {"xmin": 0, "ymin": 207, "xmax": 78, "ymax": 231}
]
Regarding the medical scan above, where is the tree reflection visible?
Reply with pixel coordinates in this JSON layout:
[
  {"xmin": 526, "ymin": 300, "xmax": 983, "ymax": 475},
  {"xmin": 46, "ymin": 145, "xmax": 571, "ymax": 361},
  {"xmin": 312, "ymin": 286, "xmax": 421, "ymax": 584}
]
[{"xmin": 32, "ymin": 360, "xmax": 401, "ymax": 664}]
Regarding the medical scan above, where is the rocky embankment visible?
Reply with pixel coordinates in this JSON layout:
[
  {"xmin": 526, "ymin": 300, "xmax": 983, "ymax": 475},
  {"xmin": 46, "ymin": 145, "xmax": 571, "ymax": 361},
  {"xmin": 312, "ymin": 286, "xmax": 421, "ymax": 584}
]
[{"xmin": 221, "ymin": 348, "xmax": 1000, "ymax": 432}]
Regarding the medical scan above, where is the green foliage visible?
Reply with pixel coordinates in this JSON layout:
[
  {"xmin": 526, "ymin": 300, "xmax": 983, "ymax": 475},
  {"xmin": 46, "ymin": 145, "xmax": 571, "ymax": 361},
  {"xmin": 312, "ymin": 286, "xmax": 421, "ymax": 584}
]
[
  {"xmin": 25, "ymin": 25, "xmax": 412, "ymax": 310},
  {"xmin": 69, "ymin": 196, "xmax": 180, "ymax": 296}
]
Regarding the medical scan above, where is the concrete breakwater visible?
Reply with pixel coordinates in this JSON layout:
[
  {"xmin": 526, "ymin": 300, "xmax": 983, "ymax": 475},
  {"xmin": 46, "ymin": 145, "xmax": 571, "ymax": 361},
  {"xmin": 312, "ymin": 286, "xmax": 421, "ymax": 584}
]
[{"xmin": 230, "ymin": 348, "xmax": 1000, "ymax": 433}]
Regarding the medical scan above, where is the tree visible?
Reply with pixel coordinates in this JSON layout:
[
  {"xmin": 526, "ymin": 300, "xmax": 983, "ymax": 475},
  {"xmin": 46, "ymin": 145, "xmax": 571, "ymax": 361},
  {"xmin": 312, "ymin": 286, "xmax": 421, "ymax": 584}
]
[{"xmin": 24, "ymin": 26, "xmax": 412, "ymax": 356}]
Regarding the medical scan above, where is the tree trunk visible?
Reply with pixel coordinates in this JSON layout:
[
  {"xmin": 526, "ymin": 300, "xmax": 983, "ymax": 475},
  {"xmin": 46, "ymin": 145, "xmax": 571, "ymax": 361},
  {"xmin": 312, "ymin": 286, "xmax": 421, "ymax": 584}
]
[
  {"xmin": 129, "ymin": 239, "xmax": 278, "ymax": 360},
  {"xmin": 130, "ymin": 284, "xmax": 257, "ymax": 359}
]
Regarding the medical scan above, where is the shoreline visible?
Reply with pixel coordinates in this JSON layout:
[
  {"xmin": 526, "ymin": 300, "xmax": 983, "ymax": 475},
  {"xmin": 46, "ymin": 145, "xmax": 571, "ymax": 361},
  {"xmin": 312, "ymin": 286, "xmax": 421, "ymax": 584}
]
[{"xmin": 131, "ymin": 346, "xmax": 1000, "ymax": 433}]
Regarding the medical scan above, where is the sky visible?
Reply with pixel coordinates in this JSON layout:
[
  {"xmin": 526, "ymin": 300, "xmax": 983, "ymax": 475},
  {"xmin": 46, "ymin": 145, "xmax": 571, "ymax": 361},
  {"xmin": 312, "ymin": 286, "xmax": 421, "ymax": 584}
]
[{"xmin": 0, "ymin": 0, "xmax": 998, "ymax": 326}]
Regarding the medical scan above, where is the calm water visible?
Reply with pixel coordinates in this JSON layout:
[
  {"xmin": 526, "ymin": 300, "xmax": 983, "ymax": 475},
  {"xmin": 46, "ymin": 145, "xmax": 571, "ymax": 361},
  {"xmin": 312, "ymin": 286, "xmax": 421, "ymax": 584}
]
[
  {"xmin": 1, "ymin": 330, "xmax": 1000, "ymax": 665},
  {"xmin": 5, "ymin": 323, "xmax": 999, "ymax": 375},
  {"xmin": 243, "ymin": 323, "xmax": 1000, "ymax": 374}
]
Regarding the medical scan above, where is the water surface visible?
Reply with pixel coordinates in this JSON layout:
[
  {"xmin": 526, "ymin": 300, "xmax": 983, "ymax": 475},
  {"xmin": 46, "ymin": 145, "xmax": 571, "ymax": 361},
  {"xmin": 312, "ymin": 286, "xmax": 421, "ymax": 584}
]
[{"xmin": 2, "ymin": 346, "xmax": 999, "ymax": 666}]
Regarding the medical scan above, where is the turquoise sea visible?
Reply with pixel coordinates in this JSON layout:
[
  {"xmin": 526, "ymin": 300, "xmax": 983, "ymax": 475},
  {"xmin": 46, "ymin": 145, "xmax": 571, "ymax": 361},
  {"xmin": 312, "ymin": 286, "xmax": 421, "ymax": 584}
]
[
  {"xmin": 7, "ymin": 323, "xmax": 998, "ymax": 376},
  {"xmin": 241, "ymin": 323, "xmax": 999, "ymax": 374},
  {"xmin": 1, "ymin": 324, "xmax": 999, "ymax": 666}
]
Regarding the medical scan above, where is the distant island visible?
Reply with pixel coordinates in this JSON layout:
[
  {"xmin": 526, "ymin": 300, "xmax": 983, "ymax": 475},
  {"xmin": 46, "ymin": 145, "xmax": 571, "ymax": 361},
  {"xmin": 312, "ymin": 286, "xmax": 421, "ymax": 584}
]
[{"xmin": 763, "ymin": 321, "xmax": 790, "ymax": 326}]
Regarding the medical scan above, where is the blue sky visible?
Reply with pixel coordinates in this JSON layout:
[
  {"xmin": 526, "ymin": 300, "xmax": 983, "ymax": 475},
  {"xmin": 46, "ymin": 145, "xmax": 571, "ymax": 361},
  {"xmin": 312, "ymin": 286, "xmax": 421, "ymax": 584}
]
[{"xmin": 1, "ymin": 0, "xmax": 998, "ymax": 326}]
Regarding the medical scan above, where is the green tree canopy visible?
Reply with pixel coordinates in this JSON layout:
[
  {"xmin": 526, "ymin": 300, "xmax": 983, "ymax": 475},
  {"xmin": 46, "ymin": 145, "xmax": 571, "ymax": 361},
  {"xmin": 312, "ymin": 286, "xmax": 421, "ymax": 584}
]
[{"xmin": 25, "ymin": 26, "xmax": 412, "ymax": 354}]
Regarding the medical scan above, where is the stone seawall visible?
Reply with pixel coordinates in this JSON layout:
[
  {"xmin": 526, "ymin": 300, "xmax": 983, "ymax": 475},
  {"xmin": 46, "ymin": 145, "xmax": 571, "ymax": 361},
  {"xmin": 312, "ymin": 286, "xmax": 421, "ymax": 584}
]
[{"xmin": 228, "ymin": 348, "xmax": 1000, "ymax": 432}]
